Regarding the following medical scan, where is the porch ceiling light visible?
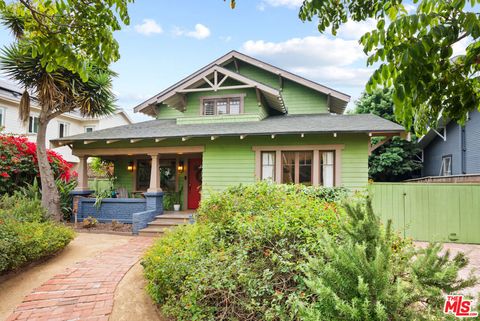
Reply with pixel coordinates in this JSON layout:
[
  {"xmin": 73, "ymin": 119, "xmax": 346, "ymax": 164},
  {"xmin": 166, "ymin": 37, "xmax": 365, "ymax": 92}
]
[
  {"xmin": 177, "ymin": 161, "xmax": 184, "ymax": 173},
  {"xmin": 127, "ymin": 161, "xmax": 134, "ymax": 172}
]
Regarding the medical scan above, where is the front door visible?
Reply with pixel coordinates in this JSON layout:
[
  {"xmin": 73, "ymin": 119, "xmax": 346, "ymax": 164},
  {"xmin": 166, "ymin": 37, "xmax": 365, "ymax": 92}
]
[{"xmin": 187, "ymin": 158, "xmax": 202, "ymax": 209}]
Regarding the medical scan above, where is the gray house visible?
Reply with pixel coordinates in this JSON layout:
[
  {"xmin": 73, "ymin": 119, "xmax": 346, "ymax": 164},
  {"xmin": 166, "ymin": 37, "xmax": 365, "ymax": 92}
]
[{"xmin": 418, "ymin": 109, "xmax": 480, "ymax": 178}]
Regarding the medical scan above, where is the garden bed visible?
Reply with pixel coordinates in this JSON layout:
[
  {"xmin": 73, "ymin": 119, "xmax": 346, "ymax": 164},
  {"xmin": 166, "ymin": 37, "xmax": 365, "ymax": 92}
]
[{"xmin": 66, "ymin": 221, "xmax": 132, "ymax": 234}]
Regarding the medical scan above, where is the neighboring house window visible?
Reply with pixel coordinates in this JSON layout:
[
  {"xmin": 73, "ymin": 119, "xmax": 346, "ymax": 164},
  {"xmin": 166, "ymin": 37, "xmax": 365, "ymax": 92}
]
[
  {"xmin": 58, "ymin": 122, "xmax": 69, "ymax": 138},
  {"xmin": 256, "ymin": 147, "xmax": 340, "ymax": 187},
  {"xmin": 201, "ymin": 96, "xmax": 243, "ymax": 116},
  {"xmin": 261, "ymin": 152, "xmax": 275, "ymax": 180},
  {"xmin": 0, "ymin": 107, "xmax": 5, "ymax": 127},
  {"xmin": 440, "ymin": 155, "xmax": 452, "ymax": 176},
  {"xmin": 28, "ymin": 116, "xmax": 39, "ymax": 134},
  {"xmin": 85, "ymin": 126, "xmax": 95, "ymax": 133}
]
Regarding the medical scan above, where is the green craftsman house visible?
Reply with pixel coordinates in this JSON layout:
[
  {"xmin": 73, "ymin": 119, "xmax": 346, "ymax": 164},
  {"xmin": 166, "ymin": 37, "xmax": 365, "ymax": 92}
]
[{"xmin": 53, "ymin": 51, "xmax": 404, "ymax": 211}]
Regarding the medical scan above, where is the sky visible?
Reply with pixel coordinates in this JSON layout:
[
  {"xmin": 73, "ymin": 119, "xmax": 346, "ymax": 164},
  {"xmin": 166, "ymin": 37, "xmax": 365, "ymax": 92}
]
[{"xmin": 0, "ymin": 0, "xmax": 469, "ymax": 122}]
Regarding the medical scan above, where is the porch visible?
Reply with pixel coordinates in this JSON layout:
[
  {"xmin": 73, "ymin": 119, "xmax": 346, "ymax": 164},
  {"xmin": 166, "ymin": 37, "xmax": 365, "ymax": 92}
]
[
  {"xmin": 75, "ymin": 146, "xmax": 205, "ymax": 211},
  {"xmin": 71, "ymin": 146, "xmax": 203, "ymax": 234}
]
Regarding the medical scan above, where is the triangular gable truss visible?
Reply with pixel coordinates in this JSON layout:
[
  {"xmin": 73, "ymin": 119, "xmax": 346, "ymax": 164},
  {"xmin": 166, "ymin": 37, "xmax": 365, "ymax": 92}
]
[{"xmin": 162, "ymin": 65, "xmax": 286, "ymax": 113}]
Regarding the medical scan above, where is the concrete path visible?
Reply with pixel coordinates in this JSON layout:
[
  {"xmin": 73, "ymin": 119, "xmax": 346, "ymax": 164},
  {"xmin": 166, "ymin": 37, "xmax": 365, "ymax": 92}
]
[
  {"xmin": 416, "ymin": 242, "xmax": 480, "ymax": 297},
  {"xmin": 5, "ymin": 236, "xmax": 153, "ymax": 321}
]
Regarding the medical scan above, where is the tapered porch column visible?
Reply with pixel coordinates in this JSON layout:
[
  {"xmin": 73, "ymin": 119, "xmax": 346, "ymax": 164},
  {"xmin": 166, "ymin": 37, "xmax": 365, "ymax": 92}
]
[
  {"xmin": 75, "ymin": 155, "xmax": 90, "ymax": 191},
  {"xmin": 148, "ymin": 153, "xmax": 162, "ymax": 192}
]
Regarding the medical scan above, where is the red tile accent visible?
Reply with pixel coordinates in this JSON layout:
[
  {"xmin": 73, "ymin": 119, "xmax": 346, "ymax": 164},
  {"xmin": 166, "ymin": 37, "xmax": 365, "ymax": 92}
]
[{"xmin": 7, "ymin": 236, "xmax": 153, "ymax": 321}]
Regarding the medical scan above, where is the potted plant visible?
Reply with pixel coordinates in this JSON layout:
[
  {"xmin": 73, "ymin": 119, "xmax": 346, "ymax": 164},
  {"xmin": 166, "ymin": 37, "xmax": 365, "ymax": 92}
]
[{"xmin": 173, "ymin": 185, "xmax": 182, "ymax": 211}]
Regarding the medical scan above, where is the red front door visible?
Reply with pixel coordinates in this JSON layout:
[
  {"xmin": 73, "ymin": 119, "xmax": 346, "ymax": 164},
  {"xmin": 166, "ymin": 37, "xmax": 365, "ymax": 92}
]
[{"xmin": 187, "ymin": 158, "xmax": 202, "ymax": 209}]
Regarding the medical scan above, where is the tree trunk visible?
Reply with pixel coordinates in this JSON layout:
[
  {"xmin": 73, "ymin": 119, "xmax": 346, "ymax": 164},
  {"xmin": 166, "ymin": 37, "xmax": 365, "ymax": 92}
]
[{"xmin": 36, "ymin": 110, "xmax": 62, "ymax": 220}]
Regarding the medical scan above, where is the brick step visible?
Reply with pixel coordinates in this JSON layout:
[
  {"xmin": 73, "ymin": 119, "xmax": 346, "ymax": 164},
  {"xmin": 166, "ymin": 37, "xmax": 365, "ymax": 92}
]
[
  {"xmin": 155, "ymin": 214, "xmax": 192, "ymax": 220},
  {"xmin": 157, "ymin": 212, "xmax": 193, "ymax": 218}
]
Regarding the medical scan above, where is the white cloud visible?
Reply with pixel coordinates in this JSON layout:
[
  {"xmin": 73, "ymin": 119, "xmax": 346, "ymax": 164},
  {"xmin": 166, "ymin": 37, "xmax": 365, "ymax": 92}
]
[
  {"xmin": 258, "ymin": 0, "xmax": 303, "ymax": 10},
  {"xmin": 243, "ymin": 35, "xmax": 364, "ymax": 67},
  {"xmin": 336, "ymin": 18, "xmax": 378, "ymax": 40},
  {"xmin": 174, "ymin": 24, "xmax": 211, "ymax": 40},
  {"xmin": 242, "ymin": 35, "xmax": 373, "ymax": 89},
  {"xmin": 290, "ymin": 66, "xmax": 373, "ymax": 87},
  {"xmin": 134, "ymin": 19, "xmax": 163, "ymax": 36}
]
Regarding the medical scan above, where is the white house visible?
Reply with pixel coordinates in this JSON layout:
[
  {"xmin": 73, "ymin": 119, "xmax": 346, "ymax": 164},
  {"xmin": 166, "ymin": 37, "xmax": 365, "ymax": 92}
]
[{"xmin": 0, "ymin": 79, "xmax": 133, "ymax": 168}]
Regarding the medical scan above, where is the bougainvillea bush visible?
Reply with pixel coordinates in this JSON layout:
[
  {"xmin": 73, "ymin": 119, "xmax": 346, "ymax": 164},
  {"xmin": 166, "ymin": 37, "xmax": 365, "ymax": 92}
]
[
  {"xmin": 0, "ymin": 134, "xmax": 75, "ymax": 194},
  {"xmin": 142, "ymin": 182, "xmax": 347, "ymax": 320}
]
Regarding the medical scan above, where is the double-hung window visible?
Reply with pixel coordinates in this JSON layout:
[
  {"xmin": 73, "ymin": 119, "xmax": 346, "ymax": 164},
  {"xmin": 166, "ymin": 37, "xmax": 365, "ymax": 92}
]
[
  {"xmin": 261, "ymin": 152, "xmax": 276, "ymax": 181},
  {"xmin": 202, "ymin": 96, "xmax": 243, "ymax": 116},
  {"xmin": 28, "ymin": 116, "xmax": 39, "ymax": 134},
  {"xmin": 320, "ymin": 151, "xmax": 335, "ymax": 187}
]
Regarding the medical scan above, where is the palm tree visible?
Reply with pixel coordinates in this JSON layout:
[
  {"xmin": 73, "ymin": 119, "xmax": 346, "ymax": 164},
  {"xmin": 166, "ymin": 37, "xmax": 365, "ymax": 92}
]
[{"xmin": 0, "ymin": 43, "xmax": 116, "ymax": 220}]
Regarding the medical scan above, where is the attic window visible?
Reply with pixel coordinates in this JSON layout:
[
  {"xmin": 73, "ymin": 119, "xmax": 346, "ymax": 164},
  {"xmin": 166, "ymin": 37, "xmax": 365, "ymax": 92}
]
[{"xmin": 201, "ymin": 95, "xmax": 243, "ymax": 116}]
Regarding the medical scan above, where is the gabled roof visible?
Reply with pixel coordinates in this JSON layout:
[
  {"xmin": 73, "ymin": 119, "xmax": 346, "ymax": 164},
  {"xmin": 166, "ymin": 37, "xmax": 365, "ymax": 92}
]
[
  {"xmin": 51, "ymin": 114, "xmax": 404, "ymax": 146},
  {"xmin": 134, "ymin": 50, "xmax": 350, "ymax": 116}
]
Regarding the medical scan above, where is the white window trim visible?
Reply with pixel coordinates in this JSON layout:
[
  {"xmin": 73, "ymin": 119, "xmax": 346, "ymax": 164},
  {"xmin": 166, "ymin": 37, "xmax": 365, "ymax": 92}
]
[
  {"xmin": 84, "ymin": 126, "xmax": 95, "ymax": 133},
  {"xmin": 0, "ymin": 107, "xmax": 6, "ymax": 127},
  {"xmin": 253, "ymin": 144, "xmax": 344, "ymax": 187},
  {"xmin": 58, "ymin": 121, "xmax": 70, "ymax": 138},
  {"xmin": 28, "ymin": 115, "xmax": 40, "ymax": 134},
  {"xmin": 440, "ymin": 155, "xmax": 452, "ymax": 176}
]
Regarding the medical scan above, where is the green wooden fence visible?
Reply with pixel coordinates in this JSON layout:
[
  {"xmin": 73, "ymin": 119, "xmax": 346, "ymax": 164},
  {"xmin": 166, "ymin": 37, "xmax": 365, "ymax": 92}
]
[
  {"xmin": 370, "ymin": 183, "xmax": 480, "ymax": 244},
  {"xmin": 88, "ymin": 178, "xmax": 112, "ymax": 193}
]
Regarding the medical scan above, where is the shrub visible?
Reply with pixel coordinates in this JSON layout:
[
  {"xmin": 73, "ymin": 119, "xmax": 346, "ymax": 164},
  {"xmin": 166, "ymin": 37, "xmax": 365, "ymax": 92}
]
[
  {"xmin": 0, "ymin": 193, "xmax": 75, "ymax": 273},
  {"xmin": 297, "ymin": 199, "xmax": 477, "ymax": 321},
  {"xmin": 142, "ymin": 181, "xmax": 346, "ymax": 320},
  {"xmin": 82, "ymin": 216, "xmax": 98, "ymax": 228},
  {"xmin": 0, "ymin": 134, "xmax": 76, "ymax": 195}
]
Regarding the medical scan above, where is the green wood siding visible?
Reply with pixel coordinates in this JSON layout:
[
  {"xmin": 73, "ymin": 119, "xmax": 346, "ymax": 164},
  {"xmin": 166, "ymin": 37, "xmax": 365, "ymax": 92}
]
[
  {"xmin": 156, "ymin": 104, "xmax": 183, "ymax": 119},
  {"xmin": 156, "ymin": 88, "xmax": 268, "ymax": 122},
  {"xmin": 370, "ymin": 183, "xmax": 480, "ymax": 244},
  {"xmin": 281, "ymin": 79, "xmax": 328, "ymax": 114},
  {"xmin": 113, "ymin": 158, "xmax": 134, "ymax": 192},
  {"xmin": 83, "ymin": 133, "xmax": 369, "ymax": 196},
  {"xmin": 177, "ymin": 114, "xmax": 261, "ymax": 125}
]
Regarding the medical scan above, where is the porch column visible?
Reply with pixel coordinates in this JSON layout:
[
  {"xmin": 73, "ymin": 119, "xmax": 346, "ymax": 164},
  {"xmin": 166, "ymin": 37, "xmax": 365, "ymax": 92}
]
[
  {"xmin": 75, "ymin": 155, "xmax": 89, "ymax": 191},
  {"xmin": 148, "ymin": 153, "xmax": 162, "ymax": 192}
]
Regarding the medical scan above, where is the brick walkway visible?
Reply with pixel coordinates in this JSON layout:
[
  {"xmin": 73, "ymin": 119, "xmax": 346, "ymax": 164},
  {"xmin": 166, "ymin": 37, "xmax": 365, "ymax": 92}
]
[{"xmin": 7, "ymin": 237, "xmax": 153, "ymax": 321}]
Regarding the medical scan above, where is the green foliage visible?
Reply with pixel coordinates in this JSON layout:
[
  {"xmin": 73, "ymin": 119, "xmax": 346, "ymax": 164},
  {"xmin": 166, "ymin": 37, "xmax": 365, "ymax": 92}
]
[
  {"xmin": 163, "ymin": 192, "xmax": 175, "ymax": 211},
  {"xmin": 298, "ymin": 198, "xmax": 477, "ymax": 321},
  {"xmin": 89, "ymin": 157, "xmax": 114, "ymax": 178},
  {"xmin": 0, "ymin": 0, "xmax": 132, "ymax": 81},
  {"xmin": 298, "ymin": 0, "xmax": 480, "ymax": 133},
  {"xmin": 355, "ymin": 89, "xmax": 422, "ymax": 181},
  {"xmin": 142, "ymin": 181, "xmax": 347, "ymax": 320},
  {"xmin": 0, "ymin": 193, "xmax": 75, "ymax": 273},
  {"xmin": 56, "ymin": 178, "xmax": 77, "ymax": 220}
]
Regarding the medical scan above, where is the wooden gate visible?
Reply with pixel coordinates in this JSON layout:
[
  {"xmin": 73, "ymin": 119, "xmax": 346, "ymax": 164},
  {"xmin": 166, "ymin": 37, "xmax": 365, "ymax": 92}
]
[{"xmin": 370, "ymin": 183, "xmax": 480, "ymax": 244}]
